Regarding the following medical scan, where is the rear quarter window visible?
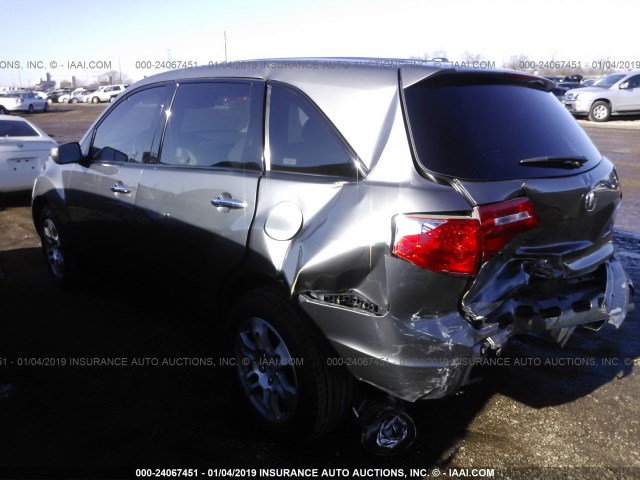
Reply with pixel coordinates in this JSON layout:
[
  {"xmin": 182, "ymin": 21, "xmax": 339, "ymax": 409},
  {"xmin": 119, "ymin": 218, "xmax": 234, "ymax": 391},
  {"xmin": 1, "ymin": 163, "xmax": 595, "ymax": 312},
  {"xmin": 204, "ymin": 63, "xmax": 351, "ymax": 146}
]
[{"xmin": 403, "ymin": 78, "xmax": 602, "ymax": 180}]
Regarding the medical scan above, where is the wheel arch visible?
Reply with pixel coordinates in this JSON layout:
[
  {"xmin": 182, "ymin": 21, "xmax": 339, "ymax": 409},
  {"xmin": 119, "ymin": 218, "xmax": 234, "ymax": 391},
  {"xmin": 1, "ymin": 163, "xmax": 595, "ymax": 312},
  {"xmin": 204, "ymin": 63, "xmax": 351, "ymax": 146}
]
[
  {"xmin": 219, "ymin": 267, "xmax": 349, "ymax": 370},
  {"xmin": 32, "ymin": 192, "xmax": 70, "ymax": 236}
]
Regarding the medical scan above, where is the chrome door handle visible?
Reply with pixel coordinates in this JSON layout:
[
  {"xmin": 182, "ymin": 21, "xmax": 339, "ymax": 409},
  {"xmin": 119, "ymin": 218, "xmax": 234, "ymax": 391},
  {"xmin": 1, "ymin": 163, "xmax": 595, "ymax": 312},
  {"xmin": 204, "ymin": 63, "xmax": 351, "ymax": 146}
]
[
  {"xmin": 211, "ymin": 197, "xmax": 247, "ymax": 209},
  {"xmin": 111, "ymin": 184, "xmax": 132, "ymax": 194}
]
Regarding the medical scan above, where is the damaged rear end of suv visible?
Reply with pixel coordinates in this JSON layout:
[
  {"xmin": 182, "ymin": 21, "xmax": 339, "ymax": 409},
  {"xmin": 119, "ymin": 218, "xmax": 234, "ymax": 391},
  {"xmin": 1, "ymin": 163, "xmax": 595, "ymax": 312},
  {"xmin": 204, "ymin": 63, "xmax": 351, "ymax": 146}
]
[{"xmin": 294, "ymin": 65, "xmax": 634, "ymax": 452}]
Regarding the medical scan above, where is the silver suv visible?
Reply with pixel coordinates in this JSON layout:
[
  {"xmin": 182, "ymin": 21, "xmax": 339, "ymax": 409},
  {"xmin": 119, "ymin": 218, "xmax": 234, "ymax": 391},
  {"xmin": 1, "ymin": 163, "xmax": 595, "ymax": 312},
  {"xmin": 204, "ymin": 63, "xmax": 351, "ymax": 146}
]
[
  {"xmin": 32, "ymin": 59, "xmax": 634, "ymax": 452},
  {"xmin": 563, "ymin": 70, "xmax": 640, "ymax": 121}
]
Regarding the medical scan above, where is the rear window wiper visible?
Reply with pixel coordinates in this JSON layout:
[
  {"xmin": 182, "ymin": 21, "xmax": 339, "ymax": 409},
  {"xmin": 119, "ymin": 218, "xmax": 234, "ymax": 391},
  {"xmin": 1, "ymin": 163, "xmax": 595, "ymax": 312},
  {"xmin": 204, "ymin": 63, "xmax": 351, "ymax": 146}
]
[{"xmin": 518, "ymin": 155, "xmax": 588, "ymax": 169}]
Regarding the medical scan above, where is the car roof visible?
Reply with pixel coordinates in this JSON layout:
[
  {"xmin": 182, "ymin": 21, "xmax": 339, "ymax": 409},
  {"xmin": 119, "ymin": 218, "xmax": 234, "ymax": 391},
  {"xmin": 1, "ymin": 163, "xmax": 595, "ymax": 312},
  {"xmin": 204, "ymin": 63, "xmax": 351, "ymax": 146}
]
[{"xmin": 121, "ymin": 58, "xmax": 551, "ymax": 171}]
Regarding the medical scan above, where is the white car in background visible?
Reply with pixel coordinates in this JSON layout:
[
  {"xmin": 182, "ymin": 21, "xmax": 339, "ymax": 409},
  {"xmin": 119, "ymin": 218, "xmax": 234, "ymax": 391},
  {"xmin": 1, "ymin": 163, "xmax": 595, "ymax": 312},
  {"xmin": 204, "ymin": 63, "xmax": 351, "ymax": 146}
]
[
  {"xmin": 0, "ymin": 92, "xmax": 49, "ymax": 114},
  {"xmin": 88, "ymin": 84, "xmax": 127, "ymax": 103},
  {"xmin": 61, "ymin": 89, "xmax": 91, "ymax": 104},
  {"xmin": 79, "ymin": 89, "xmax": 98, "ymax": 103},
  {"xmin": 0, "ymin": 115, "xmax": 57, "ymax": 192}
]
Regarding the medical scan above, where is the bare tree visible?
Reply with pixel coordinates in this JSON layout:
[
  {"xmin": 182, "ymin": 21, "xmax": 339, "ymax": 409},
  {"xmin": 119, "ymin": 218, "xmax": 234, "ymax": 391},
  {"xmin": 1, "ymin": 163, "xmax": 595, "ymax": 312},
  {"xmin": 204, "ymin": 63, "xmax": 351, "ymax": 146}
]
[
  {"xmin": 504, "ymin": 54, "xmax": 531, "ymax": 71},
  {"xmin": 98, "ymin": 70, "xmax": 132, "ymax": 85}
]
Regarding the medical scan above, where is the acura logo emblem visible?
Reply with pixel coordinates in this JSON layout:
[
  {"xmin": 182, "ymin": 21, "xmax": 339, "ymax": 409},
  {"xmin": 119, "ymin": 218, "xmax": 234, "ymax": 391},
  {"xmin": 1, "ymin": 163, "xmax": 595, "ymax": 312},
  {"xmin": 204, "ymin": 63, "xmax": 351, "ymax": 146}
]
[{"xmin": 585, "ymin": 191, "xmax": 597, "ymax": 212}]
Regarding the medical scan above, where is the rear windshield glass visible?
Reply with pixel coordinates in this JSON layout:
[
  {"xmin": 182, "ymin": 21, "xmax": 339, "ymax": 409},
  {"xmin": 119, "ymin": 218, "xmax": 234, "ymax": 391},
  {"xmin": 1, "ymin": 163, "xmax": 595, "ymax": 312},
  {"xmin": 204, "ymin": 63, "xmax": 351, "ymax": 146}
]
[
  {"xmin": 0, "ymin": 120, "xmax": 39, "ymax": 137},
  {"xmin": 403, "ymin": 79, "xmax": 601, "ymax": 180}
]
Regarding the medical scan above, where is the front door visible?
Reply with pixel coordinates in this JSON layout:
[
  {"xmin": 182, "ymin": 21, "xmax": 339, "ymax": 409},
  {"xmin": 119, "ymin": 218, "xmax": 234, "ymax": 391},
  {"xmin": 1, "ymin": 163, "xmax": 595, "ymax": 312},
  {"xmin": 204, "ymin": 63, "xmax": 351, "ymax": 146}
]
[{"xmin": 66, "ymin": 84, "xmax": 171, "ymax": 251}]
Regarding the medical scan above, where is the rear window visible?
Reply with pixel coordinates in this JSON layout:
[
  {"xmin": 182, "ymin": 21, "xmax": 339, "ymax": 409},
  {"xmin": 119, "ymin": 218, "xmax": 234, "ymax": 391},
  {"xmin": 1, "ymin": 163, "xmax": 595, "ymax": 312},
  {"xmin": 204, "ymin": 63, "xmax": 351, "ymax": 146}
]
[
  {"xmin": 403, "ymin": 78, "xmax": 601, "ymax": 180},
  {"xmin": 0, "ymin": 120, "xmax": 39, "ymax": 137}
]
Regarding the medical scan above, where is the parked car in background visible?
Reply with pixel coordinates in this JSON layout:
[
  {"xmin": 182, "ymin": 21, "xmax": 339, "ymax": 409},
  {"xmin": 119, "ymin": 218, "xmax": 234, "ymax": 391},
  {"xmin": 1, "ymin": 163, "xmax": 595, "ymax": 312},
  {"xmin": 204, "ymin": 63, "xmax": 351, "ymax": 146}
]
[
  {"xmin": 88, "ymin": 85, "xmax": 127, "ymax": 103},
  {"xmin": 61, "ymin": 90, "xmax": 90, "ymax": 104},
  {"xmin": 46, "ymin": 89, "xmax": 72, "ymax": 104},
  {"xmin": 32, "ymin": 59, "xmax": 634, "ymax": 453},
  {"xmin": 564, "ymin": 70, "xmax": 640, "ymax": 121},
  {"xmin": 78, "ymin": 89, "xmax": 98, "ymax": 103},
  {"xmin": 551, "ymin": 81, "xmax": 584, "ymax": 101},
  {"xmin": 0, "ymin": 92, "xmax": 49, "ymax": 114},
  {"xmin": 59, "ymin": 88, "xmax": 92, "ymax": 103},
  {"xmin": 0, "ymin": 115, "xmax": 57, "ymax": 192}
]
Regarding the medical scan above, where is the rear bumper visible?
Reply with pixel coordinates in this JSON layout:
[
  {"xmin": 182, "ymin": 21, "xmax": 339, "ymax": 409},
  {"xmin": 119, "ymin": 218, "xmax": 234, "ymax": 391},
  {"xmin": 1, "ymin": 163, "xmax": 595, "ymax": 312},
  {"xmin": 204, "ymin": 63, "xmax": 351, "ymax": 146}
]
[
  {"xmin": 299, "ymin": 295, "xmax": 497, "ymax": 401},
  {"xmin": 298, "ymin": 257, "xmax": 633, "ymax": 402}
]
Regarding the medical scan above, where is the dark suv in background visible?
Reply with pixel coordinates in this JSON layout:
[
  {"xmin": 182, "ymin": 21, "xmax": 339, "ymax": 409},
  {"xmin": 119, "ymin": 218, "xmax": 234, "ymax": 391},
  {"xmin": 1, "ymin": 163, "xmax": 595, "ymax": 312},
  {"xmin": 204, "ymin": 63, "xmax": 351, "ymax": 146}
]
[{"xmin": 32, "ymin": 59, "xmax": 634, "ymax": 453}]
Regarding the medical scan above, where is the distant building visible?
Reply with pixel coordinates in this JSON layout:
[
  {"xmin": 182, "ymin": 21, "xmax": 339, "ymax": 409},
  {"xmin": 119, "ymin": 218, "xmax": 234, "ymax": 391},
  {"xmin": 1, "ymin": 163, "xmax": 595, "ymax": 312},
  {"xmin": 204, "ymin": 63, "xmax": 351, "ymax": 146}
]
[{"xmin": 35, "ymin": 73, "xmax": 56, "ymax": 90}]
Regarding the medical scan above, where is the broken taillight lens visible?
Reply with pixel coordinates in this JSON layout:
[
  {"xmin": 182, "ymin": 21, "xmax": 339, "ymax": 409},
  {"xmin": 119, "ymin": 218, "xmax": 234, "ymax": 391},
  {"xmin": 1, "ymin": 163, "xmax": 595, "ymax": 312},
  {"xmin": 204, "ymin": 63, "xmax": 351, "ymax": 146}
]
[{"xmin": 393, "ymin": 198, "xmax": 539, "ymax": 276}]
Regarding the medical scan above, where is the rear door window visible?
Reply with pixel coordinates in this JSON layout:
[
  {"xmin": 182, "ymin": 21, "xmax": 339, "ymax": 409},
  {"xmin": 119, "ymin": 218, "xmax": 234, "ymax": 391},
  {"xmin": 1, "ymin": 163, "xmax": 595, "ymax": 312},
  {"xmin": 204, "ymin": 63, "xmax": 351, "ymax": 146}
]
[{"xmin": 403, "ymin": 74, "xmax": 602, "ymax": 180}]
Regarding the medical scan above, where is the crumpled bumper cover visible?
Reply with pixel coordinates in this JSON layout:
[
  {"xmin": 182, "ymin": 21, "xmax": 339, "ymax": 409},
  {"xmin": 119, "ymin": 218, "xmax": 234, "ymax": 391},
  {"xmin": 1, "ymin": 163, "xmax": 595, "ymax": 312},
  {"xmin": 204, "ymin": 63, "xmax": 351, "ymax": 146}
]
[{"xmin": 299, "ymin": 257, "xmax": 633, "ymax": 402}]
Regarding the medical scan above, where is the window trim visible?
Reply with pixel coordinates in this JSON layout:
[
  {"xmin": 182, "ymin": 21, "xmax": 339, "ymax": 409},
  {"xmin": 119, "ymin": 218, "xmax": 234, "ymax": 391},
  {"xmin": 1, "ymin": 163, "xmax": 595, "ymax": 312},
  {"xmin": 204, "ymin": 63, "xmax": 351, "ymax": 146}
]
[{"xmin": 265, "ymin": 80, "xmax": 367, "ymax": 178}]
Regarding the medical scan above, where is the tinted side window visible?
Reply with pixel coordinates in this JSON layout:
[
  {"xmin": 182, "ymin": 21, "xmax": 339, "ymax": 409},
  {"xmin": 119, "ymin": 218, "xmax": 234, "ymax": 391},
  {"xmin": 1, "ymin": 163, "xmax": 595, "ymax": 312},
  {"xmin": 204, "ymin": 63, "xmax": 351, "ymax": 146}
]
[
  {"xmin": 160, "ymin": 82, "xmax": 261, "ymax": 170},
  {"xmin": 268, "ymin": 85, "xmax": 357, "ymax": 177},
  {"xmin": 91, "ymin": 86, "xmax": 168, "ymax": 163}
]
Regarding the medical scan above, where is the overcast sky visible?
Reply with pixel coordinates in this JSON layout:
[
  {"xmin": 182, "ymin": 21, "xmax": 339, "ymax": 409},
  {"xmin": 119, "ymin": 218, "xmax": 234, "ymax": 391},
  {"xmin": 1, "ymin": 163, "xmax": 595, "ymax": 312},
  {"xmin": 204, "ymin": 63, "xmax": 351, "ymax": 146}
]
[{"xmin": 1, "ymin": 0, "xmax": 638, "ymax": 87}]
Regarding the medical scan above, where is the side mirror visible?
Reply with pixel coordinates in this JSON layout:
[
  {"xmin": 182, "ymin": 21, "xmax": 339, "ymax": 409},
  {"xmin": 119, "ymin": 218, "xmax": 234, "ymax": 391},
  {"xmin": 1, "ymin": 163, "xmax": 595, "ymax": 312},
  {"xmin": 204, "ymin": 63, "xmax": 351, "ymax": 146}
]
[
  {"xmin": 51, "ymin": 142, "xmax": 83, "ymax": 165},
  {"xmin": 619, "ymin": 81, "xmax": 630, "ymax": 90}
]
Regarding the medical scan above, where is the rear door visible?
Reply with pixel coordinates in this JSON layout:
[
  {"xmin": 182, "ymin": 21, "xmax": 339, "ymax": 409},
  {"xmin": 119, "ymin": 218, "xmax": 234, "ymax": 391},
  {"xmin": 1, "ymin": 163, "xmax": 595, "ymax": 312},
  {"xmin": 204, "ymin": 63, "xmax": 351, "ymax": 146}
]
[
  {"xmin": 65, "ymin": 84, "xmax": 170, "ymax": 249},
  {"xmin": 134, "ymin": 80, "xmax": 264, "ymax": 284}
]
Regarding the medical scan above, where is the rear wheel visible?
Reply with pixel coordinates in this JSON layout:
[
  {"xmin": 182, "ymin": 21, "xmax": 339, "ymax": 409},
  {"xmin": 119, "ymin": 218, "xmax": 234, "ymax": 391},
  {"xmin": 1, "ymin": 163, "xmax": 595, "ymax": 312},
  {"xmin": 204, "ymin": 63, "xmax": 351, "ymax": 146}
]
[
  {"xmin": 0, "ymin": 106, "xmax": 7, "ymax": 114},
  {"xmin": 230, "ymin": 288, "xmax": 352, "ymax": 441},
  {"xmin": 28, "ymin": 104, "xmax": 34, "ymax": 113},
  {"xmin": 39, "ymin": 206, "xmax": 79, "ymax": 288},
  {"xmin": 91, "ymin": 96, "xmax": 100, "ymax": 104},
  {"xmin": 43, "ymin": 102, "xmax": 49, "ymax": 112},
  {"xmin": 588, "ymin": 101, "xmax": 611, "ymax": 122}
]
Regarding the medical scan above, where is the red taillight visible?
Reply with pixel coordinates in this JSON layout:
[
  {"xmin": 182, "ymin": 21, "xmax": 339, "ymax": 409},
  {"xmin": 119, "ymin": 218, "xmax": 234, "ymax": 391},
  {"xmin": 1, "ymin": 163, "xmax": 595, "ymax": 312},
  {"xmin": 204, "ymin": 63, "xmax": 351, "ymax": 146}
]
[
  {"xmin": 478, "ymin": 197, "xmax": 540, "ymax": 261},
  {"xmin": 392, "ymin": 198, "xmax": 539, "ymax": 276},
  {"xmin": 393, "ymin": 216, "xmax": 481, "ymax": 276}
]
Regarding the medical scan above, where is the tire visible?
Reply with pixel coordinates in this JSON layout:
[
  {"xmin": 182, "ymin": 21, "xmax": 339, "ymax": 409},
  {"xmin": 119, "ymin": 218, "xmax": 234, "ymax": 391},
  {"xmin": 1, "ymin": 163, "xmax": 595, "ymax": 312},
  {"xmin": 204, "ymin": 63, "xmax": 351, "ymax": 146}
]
[
  {"xmin": 70, "ymin": 98, "xmax": 77, "ymax": 104},
  {"xmin": 588, "ymin": 101, "xmax": 611, "ymax": 122},
  {"xmin": 0, "ymin": 106, "xmax": 7, "ymax": 115},
  {"xmin": 91, "ymin": 96, "xmax": 100, "ymax": 104},
  {"xmin": 46, "ymin": 98, "xmax": 52, "ymax": 105},
  {"xmin": 230, "ymin": 288, "xmax": 352, "ymax": 441},
  {"xmin": 28, "ymin": 104, "xmax": 34, "ymax": 113},
  {"xmin": 39, "ymin": 206, "xmax": 79, "ymax": 288},
  {"xmin": 43, "ymin": 102, "xmax": 49, "ymax": 112}
]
